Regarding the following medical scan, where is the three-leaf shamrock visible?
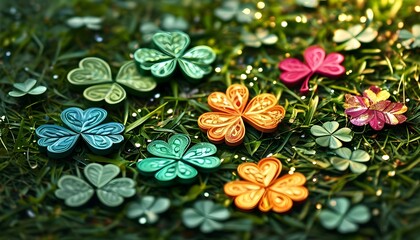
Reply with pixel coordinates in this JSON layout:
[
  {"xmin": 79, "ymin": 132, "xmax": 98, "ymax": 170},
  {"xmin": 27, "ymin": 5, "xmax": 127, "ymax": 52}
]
[
  {"xmin": 319, "ymin": 198, "xmax": 371, "ymax": 233},
  {"xmin": 330, "ymin": 148, "xmax": 370, "ymax": 174},
  {"xmin": 398, "ymin": 24, "xmax": 420, "ymax": 49},
  {"xmin": 66, "ymin": 16, "xmax": 102, "ymax": 30},
  {"xmin": 134, "ymin": 31, "xmax": 216, "ymax": 81},
  {"xmin": 8, "ymin": 78, "xmax": 46, "ymax": 97},
  {"xmin": 182, "ymin": 200, "xmax": 230, "ymax": 233},
  {"xmin": 127, "ymin": 196, "xmax": 170, "ymax": 224},
  {"xmin": 310, "ymin": 121, "xmax": 352, "ymax": 149},
  {"xmin": 67, "ymin": 57, "xmax": 157, "ymax": 105},
  {"xmin": 55, "ymin": 163, "xmax": 136, "ymax": 207},
  {"xmin": 36, "ymin": 107, "xmax": 124, "ymax": 158},
  {"xmin": 136, "ymin": 134, "xmax": 221, "ymax": 183},
  {"xmin": 333, "ymin": 24, "xmax": 378, "ymax": 51},
  {"xmin": 278, "ymin": 46, "xmax": 345, "ymax": 94},
  {"xmin": 241, "ymin": 28, "xmax": 278, "ymax": 48}
]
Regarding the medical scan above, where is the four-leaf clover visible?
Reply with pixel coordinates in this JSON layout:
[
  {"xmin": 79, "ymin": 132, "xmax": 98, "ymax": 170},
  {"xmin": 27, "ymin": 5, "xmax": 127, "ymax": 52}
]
[
  {"xmin": 127, "ymin": 196, "xmax": 170, "ymax": 224},
  {"xmin": 319, "ymin": 198, "xmax": 371, "ymax": 233},
  {"xmin": 330, "ymin": 147, "xmax": 370, "ymax": 174},
  {"xmin": 182, "ymin": 200, "xmax": 230, "ymax": 233},
  {"xmin": 67, "ymin": 57, "xmax": 157, "ymax": 105},
  {"xmin": 310, "ymin": 121, "xmax": 352, "ymax": 149},
  {"xmin": 198, "ymin": 84, "xmax": 285, "ymax": 146},
  {"xmin": 134, "ymin": 31, "xmax": 216, "ymax": 81},
  {"xmin": 36, "ymin": 107, "xmax": 124, "ymax": 158},
  {"xmin": 136, "ymin": 134, "xmax": 221, "ymax": 183},
  {"xmin": 55, "ymin": 163, "xmax": 136, "ymax": 207},
  {"xmin": 8, "ymin": 78, "xmax": 46, "ymax": 97}
]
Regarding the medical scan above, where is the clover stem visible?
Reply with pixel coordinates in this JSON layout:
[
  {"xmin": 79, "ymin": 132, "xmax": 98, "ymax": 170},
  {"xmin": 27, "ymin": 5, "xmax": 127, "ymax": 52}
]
[{"xmin": 300, "ymin": 73, "xmax": 313, "ymax": 94}]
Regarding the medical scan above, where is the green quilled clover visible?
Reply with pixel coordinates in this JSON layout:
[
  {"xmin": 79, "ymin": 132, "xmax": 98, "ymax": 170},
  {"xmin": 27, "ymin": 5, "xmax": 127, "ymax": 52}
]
[
  {"xmin": 136, "ymin": 134, "xmax": 221, "ymax": 183},
  {"xmin": 55, "ymin": 163, "xmax": 136, "ymax": 207},
  {"xmin": 36, "ymin": 107, "xmax": 124, "ymax": 158},
  {"xmin": 310, "ymin": 121, "xmax": 352, "ymax": 149},
  {"xmin": 67, "ymin": 57, "xmax": 157, "ymax": 105},
  {"xmin": 8, "ymin": 78, "xmax": 47, "ymax": 97},
  {"xmin": 330, "ymin": 147, "xmax": 370, "ymax": 174},
  {"xmin": 134, "ymin": 31, "xmax": 216, "ymax": 81},
  {"xmin": 319, "ymin": 197, "xmax": 371, "ymax": 233},
  {"xmin": 182, "ymin": 200, "xmax": 230, "ymax": 233}
]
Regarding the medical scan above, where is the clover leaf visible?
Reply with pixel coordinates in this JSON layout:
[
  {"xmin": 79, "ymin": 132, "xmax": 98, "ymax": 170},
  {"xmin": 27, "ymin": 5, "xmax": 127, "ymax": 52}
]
[
  {"xmin": 333, "ymin": 24, "xmax": 378, "ymax": 51},
  {"xmin": 134, "ymin": 31, "xmax": 216, "ymax": 81},
  {"xmin": 319, "ymin": 198, "xmax": 370, "ymax": 233},
  {"xmin": 398, "ymin": 24, "xmax": 420, "ymax": 49},
  {"xmin": 8, "ymin": 79, "xmax": 46, "ymax": 97},
  {"xmin": 140, "ymin": 14, "xmax": 189, "ymax": 43},
  {"xmin": 310, "ymin": 121, "xmax": 352, "ymax": 149},
  {"xmin": 67, "ymin": 57, "xmax": 156, "ymax": 105},
  {"xmin": 330, "ymin": 147, "xmax": 370, "ymax": 174},
  {"xmin": 36, "ymin": 107, "xmax": 124, "ymax": 158},
  {"xmin": 66, "ymin": 16, "xmax": 102, "ymax": 30},
  {"xmin": 214, "ymin": 0, "xmax": 254, "ymax": 23},
  {"xmin": 241, "ymin": 28, "xmax": 278, "ymax": 48},
  {"xmin": 127, "ymin": 196, "xmax": 170, "ymax": 224},
  {"xmin": 136, "ymin": 134, "xmax": 221, "ymax": 183},
  {"xmin": 55, "ymin": 163, "xmax": 136, "ymax": 207},
  {"xmin": 182, "ymin": 200, "xmax": 230, "ymax": 233}
]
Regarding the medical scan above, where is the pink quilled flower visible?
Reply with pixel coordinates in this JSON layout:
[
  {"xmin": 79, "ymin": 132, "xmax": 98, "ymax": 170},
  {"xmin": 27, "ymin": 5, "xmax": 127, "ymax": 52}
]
[
  {"xmin": 278, "ymin": 46, "xmax": 345, "ymax": 94},
  {"xmin": 344, "ymin": 86, "xmax": 407, "ymax": 130}
]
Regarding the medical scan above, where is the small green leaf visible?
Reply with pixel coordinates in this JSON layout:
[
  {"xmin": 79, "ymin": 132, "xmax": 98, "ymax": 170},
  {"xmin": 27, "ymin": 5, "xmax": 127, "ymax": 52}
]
[
  {"xmin": 127, "ymin": 196, "xmax": 171, "ymax": 224},
  {"xmin": 182, "ymin": 200, "xmax": 230, "ymax": 233},
  {"xmin": 55, "ymin": 175, "xmax": 94, "ymax": 207},
  {"xmin": 8, "ymin": 79, "xmax": 47, "ymax": 97},
  {"xmin": 311, "ymin": 121, "xmax": 353, "ymax": 149},
  {"xmin": 97, "ymin": 178, "xmax": 136, "ymax": 207},
  {"xmin": 83, "ymin": 83, "xmax": 127, "ymax": 104}
]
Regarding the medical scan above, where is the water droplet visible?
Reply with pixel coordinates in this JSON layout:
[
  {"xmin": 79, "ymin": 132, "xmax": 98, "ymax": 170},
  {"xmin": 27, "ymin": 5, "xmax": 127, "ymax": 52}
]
[
  {"xmin": 382, "ymin": 155, "xmax": 390, "ymax": 161},
  {"xmin": 137, "ymin": 109, "xmax": 142, "ymax": 112},
  {"xmin": 312, "ymin": 178, "xmax": 317, "ymax": 182},
  {"xmin": 266, "ymin": 153, "xmax": 273, "ymax": 157},
  {"xmin": 281, "ymin": 21, "xmax": 288, "ymax": 27},
  {"xmin": 9, "ymin": 7, "xmax": 17, "ymax": 14},
  {"xmin": 154, "ymin": 93, "xmax": 161, "ymax": 98},
  {"xmin": 300, "ymin": 134, "xmax": 305, "ymax": 138},
  {"xmin": 241, "ymin": 157, "xmax": 246, "ymax": 161},
  {"xmin": 203, "ymin": 192, "xmax": 210, "ymax": 197},
  {"xmin": 388, "ymin": 170, "xmax": 395, "ymax": 177},
  {"xmin": 132, "ymin": 112, "xmax": 137, "ymax": 117},
  {"xmin": 315, "ymin": 203, "xmax": 322, "ymax": 209},
  {"xmin": 301, "ymin": 96, "xmax": 306, "ymax": 100},
  {"xmin": 372, "ymin": 208, "xmax": 380, "ymax": 216},
  {"xmin": 215, "ymin": 67, "xmax": 221, "ymax": 73},
  {"xmin": 234, "ymin": 155, "xmax": 238, "ymax": 159},
  {"xmin": 139, "ymin": 217, "xmax": 147, "ymax": 224},
  {"xmin": 376, "ymin": 189, "xmax": 382, "ymax": 196},
  {"xmin": 24, "ymin": 67, "xmax": 29, "ymax": 71},
  {"xmin": 5, "ymin": 51, "xmax": 11, "ymax": 57},
  {"xmin": 249, "ymin": 82, "xmax": 254, "ymax": 87},
  {"xmin": 240, "ymin": 74, "xmax": 247, "ymax": 80},
  {"xmin": 94, "ymin": 34, "xmax": 103, "ymax": 42},
  {"xmin": 134, "ymin": 143, "xmax": 141, "ymax": 148},
  {"xmin": 26, "ymin": 210, "xmax": 36, "ymax": 218},
  {"xmin": 166, "ymin": 108, "xmax": 173, "ymax": 114},
  {"xmin": 258, "ymin": 67, "xmax": 263, "ymax": 72},
  {"xmin": 53, "ymin": 75, "xmax": 59, "ymax": 79}
]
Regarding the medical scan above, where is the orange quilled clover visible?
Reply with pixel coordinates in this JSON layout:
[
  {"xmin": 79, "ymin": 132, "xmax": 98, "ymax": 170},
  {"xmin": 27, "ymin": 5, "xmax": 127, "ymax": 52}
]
[
  {"xmin": 198, "ymin": 84, "xmax": 285, "ymax": 146},
  {"xmin": 224, "ymin": 157, "xmax": 308, "ymax": 213}
]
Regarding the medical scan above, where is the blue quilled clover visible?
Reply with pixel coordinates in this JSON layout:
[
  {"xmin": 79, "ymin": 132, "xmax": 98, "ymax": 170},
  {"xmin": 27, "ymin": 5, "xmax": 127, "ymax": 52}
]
[
  {"xmin": 36, "ymin": 107, "xmax": 124, "ymax": 158},
  {"xmin": 134, "ymin": 31, "xmax": 216, "ymax": 82},
  {"xmin": 137, "ymin": 134, "xmax": 221, "ymax": 183}
]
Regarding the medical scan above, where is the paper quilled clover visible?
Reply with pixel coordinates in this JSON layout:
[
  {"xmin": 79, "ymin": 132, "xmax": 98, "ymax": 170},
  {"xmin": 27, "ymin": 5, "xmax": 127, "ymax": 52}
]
[
  {"xmin": 224, "ymin": 157, "xmax": 308, "ymax": 213},
  {"xmin": 182, "ymin": 200, "xmax": 230, "ymax": 233},
  {"xmin": 134, "ymin": 31, "xmax": 216, "ymax": 81},
  {"xmin": 55, "ymin": 163, "xmax": 135, "ymax": 207},
  {"xmin": 36, "ymin": 107, "xmax": 124, "ymax": 158},
  {"xmin": 333, "ymin": 24, "xmax": 378, "ymax": 51},
  {"xmin": 344, "ymin": 86, "xmax": 407, "ymax": 130},
  {"xmin": 67, "ymin": 57, "xmax": 156, "ymax": 105},
  {"xmin": 278, "ymin": 46, "xmax": 345, "ymax": 94},
  {"xmin": 198, "ymin": 84, "xmax": 285, "ymax": 146},
  {"xmin": 136, "ymin": 134, "xmax": 221, "ymax": 183}
]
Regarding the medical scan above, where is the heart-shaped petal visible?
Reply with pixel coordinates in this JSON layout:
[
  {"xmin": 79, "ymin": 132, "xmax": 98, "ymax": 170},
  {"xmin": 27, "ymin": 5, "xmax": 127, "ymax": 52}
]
[
  {"xmin": 237, "ymin": 157, "xmax": 281, "ymax": 187},
  {"xmin": 55, "ymin": 175, "xmax": 94, "ymax": 207},
  {"xmin": 115, "ymin": 61, "xmax": 157, "ymax": 93},
  {"xmin": 67, "ymin": 57, "xmax": 113, "ymax": 86},
  {"xmin": 36, "ymin": 125, "xmax": 79, "ymax": 158},
  {"xmin": 61, "ymin": 107, "xmax": 107, "ymax": 133},
  {"xmin": 84, "ymin": 163, "xmax": 120, "ymax": 188},
  {"xmin": 83, "ymin": 83, "xmax": 127, "ymax": 105},
  {"xmin": 147, "ymin": 134, "xmax": 190, "ymax": 159},
  {"xmin": 152, "ymin": 31, "xmax": 190, "ymax": 58},
  {"xmin": 97, "ymin": 177, "xmax": 136, "ymax": 207}
]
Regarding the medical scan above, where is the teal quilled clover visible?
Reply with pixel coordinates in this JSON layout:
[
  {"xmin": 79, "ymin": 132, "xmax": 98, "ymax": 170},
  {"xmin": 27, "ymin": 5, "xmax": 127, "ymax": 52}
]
[
  {"xmin": 67, "ymin": 57, "xmax": 157, "ymax": 105},
  {"xmin": 134, "ymin": 31, "xmax": 216, "ymax": 82},
  {"xmin": 137, "ymin": 134, "xmax": 221, "ymax": 183},
  {"xmin": 36, "ymin": 107, "xmax": 124, "ymax": 158}
]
